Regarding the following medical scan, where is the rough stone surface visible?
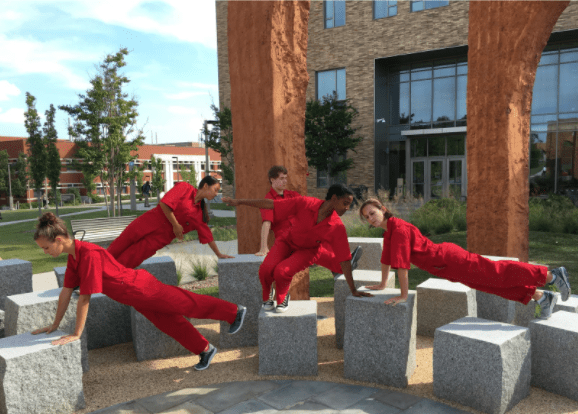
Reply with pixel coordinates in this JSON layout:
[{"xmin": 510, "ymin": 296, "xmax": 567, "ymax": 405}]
[
  {"xmin": 416, "ymin": 278, "xmax": 477, "ymax": 337},
  {"xmin": 0, "ymin": 309, "xmax": 4, "ymax": 338},
  {"xmin": 258, "ymin": 300, "xmax": 317, "ymax": 376},
  {"xmin": 130, "ymin": 307, "xmax": 190, "ymax": 361},
  {"xmin": 334, "ymin": 270, "xmax": 395, "ymax": 349},
  {"xmin": 347, "ymin": 238, "xmax": 384, "ymax": 271},
  {"xmin": 554, "ymin": 293, "xmax": 578, "ymax": 313},
  {"xmin": 4, "ymin": 289, "xmax": 89, "ymax": 372},
  {"xmin": 529, "ymin": 311, "xmax": 578, "ymax": 402},
  {"xmin": 218, "ymin": 255, "xmax": 264, "ymax": 348},
  {"xmin": 137, "ymin": 256, "xmax": 178, "ymax": 286},
  {"xmin": 0, "ymin": 259, "xmax": 33, "ymax": 310},
  {"xmin": 85, "ymin": 293, "xmax": 132, "ymax": 350},
  {"xmin": 467, "ymin": 1, "xmax": 569, "ymax": 262},
  {"xmin": 0, "ymin": 330, "xmax": 85, "ymax": 414},
  {"xmin": 433, "ymin": 317, "xmax": 531, "ymax": 414},
  {"xmin": 54, "ymin": 266, "xmax": 66, "ymax": 288},
  {"xmin": 344, "ymin": 287, "xmax": 416, "ymax": 388}
]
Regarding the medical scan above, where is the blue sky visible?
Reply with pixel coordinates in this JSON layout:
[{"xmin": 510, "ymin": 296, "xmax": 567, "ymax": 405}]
[{"xmin": 0, "ymin": 0, "xmax": 220, "ymax": 144}]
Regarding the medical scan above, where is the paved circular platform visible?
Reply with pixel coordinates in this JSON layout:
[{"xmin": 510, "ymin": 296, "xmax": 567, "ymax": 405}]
[{"xmin": 88, "ymin": 380, "xmax": 469, "ymax": 413}]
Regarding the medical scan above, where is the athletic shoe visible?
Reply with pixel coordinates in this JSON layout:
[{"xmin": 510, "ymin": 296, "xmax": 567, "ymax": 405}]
[
  {"xmin": 276, "ymin": 293, "xmax": 290, "ymax": 313},
  {"xmin": 351, "ymin": 246, "xmax": 363, "ymax": 272},
  {"xmin": 228, "ymin": 305, "xmax": 247, "ymax": 334},
  {"xmin": 538, "ymin": 290, "xmax": 558, "ymax": 319},
  {"xmin": 550, "ymin": 267, "xmax": 571, "ymax": 301},
  {"xmin": 194, "ymin": 344, "xmax": 217, "ymax": 371},
  {"xmin": 263, "ymin": 288, "xmax": 275, "ymax": 310}
]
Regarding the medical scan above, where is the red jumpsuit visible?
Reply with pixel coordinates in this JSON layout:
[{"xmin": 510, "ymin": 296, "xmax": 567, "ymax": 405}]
[
  {"xmin": 260, "ymin": 188, "xmax": 342, "ymax": 274},
  {"xmin": 259, "ymin": 196, "xmax": 352, "ymax": 302},
  {"xmin": 108, "ymin": 182, "xmax": 213, "ymax": 268},
  {"xmin": 65, "ymin": 240, "xmax": 237, "ymax": 355},
  {"xmin": 381, "ymin": 217, "xmax": 548, "ymax": 305}
]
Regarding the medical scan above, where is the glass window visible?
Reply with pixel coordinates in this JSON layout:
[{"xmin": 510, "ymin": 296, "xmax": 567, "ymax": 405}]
[
  {"xmin": 539, "ymin": 51, "xmax": 558, "ymax": 65},
  {"xmin": 317, "ymin": 68, "xmax": 346, "ymax": 100},
  {"xmin": 559, "ymin": 63, "xmax": 578, "ymax": 113},
  {"xmin": 433, "ymin": 77, "xmax": 455, "ymax": 125},
  {"xmin": 447, "ymin": 135, "xmax": 465, "ymax": 156},
  {"xmin": 457, "ymin": 63, "xmax": 468, "ymax": 75},
  {"xmin": 411, "ymin": 79, "xmax": 432, "ymax": 124},
  {"xmin": 374, "ymin": 0, "xmax": 397, "ymax": 19},
  {"xmin": 412, "ymin": 161, "xmax": 425, "ymax": 198},
  {"xmin": 411, "ymin": 137, "xmax": 427, "ymax": 157},
  {"xmin": 411, "ymin": 0, "xmax": 449, "ymax": 12},
  {"xmin": 399, "ymin": 83, "xmax": 410, "ymax": 124},
  {"xmin": 428, "ymin": 136, "xmax": 445, "ymax": 156},
  {"xmin": 560, "ymin": 49, "xmax": 578, "ymax": 63},
  {"xmin": 325, "ymin": 1, "xmax": 345, "ymax": 28},
  {"xmin": 433, "ymin": 64, "xmax": 455, "ymax": 78},
  {"xmin": 532, "ymin": 65, "xmax": 558, "ymax": 114},
  {"xmin": 456, "ymin": 75, "xmax": 467, "ymax": 124}
]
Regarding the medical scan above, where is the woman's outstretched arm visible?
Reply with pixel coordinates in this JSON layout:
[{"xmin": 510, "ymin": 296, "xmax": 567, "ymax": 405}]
[
  {"xmin": 366, "ymin": 263, "xmax": 392, "ymax": 290},
  {"xmin": 31, "ymin": 287, "xmax": 74, "ymax": 335},
  {"xmin": 222, "ymin": 197, "xmax": 274, "ymax": 209},
  {"xmin": 51, "ymin": 294, "xmax": 91, "ymax": 346},
  {"xmin": 384, "ymin": 268, "xmax": 409, "ymax": 305}
]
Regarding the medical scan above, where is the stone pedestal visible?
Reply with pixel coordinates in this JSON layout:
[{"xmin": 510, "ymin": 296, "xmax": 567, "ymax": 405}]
[
  {"xmin": 138, "ymin": 256, "xmax": 178, "ymax": 286},
  {"xmin": 0, "ymin": 259, "xmax": 33, "ymax": 310},
  {"xmin": 54, "ymin": 266, "xmax": 66, "ymax": 288},
  {"xmin": 258, "ymin": 300, "xmax": 317, "ymax": 376},
  {"xmin": 344, "ymin": 287, "xmax": 416, "ymax": 388},
  {"xmin": 554, "ymin": 294, "xmax": 578, "ymax": 313},
  {"xmin": 347, "ymin": 237, "xmax": 383, "ymax": 271},
  {"xmin": 434, "ymin": 317, "xmax": 531, "ymax": 414},
  {"xmin": 85, "ymin": 293, "xmax": 131, "ymax": 350}
]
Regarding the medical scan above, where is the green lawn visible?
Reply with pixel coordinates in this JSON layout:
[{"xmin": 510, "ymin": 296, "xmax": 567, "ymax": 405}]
[
  {"xmin": 0, "ymin": 206, "xmax": 102, "ymax": 223},
  {"xmin": 209, "ymin": 202, "xmax": 236, "ymax": 211}
]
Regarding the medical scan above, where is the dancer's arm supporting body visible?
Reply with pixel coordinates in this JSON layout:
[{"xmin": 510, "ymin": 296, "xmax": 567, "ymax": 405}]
[{"xmin": 359, "ymin": 198, "xmax": 571, "ymax": 317}]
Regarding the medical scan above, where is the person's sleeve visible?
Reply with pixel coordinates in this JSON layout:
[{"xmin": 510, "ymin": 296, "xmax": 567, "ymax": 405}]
[
  {"xmin": 63, "ymin": 264, "xmax": 80, "ymax": 289},
  {"xmin": 389, "ymin": 225, "xmax": 412, "ymax": 269},
  {"xmin": 260, "ymin": 192, "xmax": 274, "ymax": 223},
  {"xmin": 273, "ymin": 197, "xmax": 301, "ymax": 223},
  {"xmin": 197, "ymin": 221, "xmax": 215, "ymax": 244},
  {"xmin": 380, "ymin": 240, "xmax": 391, "ymax": 266},
  {"xmin": 161, "ymin": 182, "xmax": 186, "ymax": 211},
  {"xmin": 333, "ymin": 225, "xmax": 353, "ymax": 263},
  {"xmin": 76, "ymin": 251, "xmax": 104, "ymax": 295}
]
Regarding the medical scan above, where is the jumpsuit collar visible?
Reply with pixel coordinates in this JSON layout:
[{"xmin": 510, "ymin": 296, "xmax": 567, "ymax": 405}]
[{"xmin": 310, "ymin": 198, "xmax": 335, "ymax": 227}]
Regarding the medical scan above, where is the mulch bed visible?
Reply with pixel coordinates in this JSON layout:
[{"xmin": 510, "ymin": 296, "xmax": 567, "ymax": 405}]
[{"xmin": 179, "ymin": 275, "xmax": 219, "ymax": 291}]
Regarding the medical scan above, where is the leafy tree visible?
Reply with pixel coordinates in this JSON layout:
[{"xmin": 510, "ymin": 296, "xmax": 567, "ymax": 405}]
[
  {"xmin": 205, "ymin": 104, "xmax": 234, "ymax": 195},
  {"xmin": 150, "ymin": 156, "xmax": 165, "ymax": 201},
  {"xmin": 0, "ymin": 150, "xmax": 7, "ymax": 195},
  {"xmin": 44, "ymin": 104, "xmax": 61, "ymax": 216},
  {"xmin": 24, "ymin": 92, "xmax": 46, "ymax": 215},
  {"xmin": 11, "ymin": 153, "xmax": 28, "ymax": 198},
  {"xmin": 304, "ymin": 92, "xmax": 363, "ymax": 185},
  {"xmin": 179, "ymin": 163, "xmax": 198, "ymax": 188}
]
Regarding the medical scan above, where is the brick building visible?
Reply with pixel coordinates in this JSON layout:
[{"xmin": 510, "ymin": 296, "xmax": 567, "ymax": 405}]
[
  {"xmin": 216, "ymin": 1, "xmax": 578, "ymax": 200},
  {"xmin": 0, "ymin": 136, "xmax": 222, "ymax": 206}
]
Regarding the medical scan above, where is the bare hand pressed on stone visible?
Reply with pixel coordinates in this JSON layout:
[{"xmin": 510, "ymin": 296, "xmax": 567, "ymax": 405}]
[{"xmin": 384, "ymin": 296, "xmax": 407, "ymax": 306}]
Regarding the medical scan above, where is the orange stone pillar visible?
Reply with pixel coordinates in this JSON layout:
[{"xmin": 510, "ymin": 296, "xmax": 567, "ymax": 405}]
[
  {"xmin": 228, "ymin": 1, "xmax": 311, "ymax": 298},
  {"xmin": 467, "ymin": 1, "xmax": 568, "ymax": 262}
]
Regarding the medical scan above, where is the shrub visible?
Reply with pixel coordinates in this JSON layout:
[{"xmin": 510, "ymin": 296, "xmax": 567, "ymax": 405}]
[{"xmin": 409, "ymin": 198, "xmax": 466, "ymax": 236}]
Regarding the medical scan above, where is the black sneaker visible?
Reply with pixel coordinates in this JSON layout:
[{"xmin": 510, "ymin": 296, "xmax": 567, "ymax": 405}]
[
  {"xmin": 228, "ymin": 305, "xmax": 247, "ymax": 334},
  {"xmin": 263, "ymin": 287, "xmax": 275, "ymax": 310},
  {"xmin": 537, "ymin": 290, "xmax": 558, "ymax": 319},
  {"xmin": 275, "ymin": 293, "xmax": 290, "ymax": 313},
  {"xmin": 351, "ymin": 246, "xmax": 363, "ymax": 271},
  {"xmin": 194, "ymin": 344, "xmax": 217, "ymax": 371},
  {"xmin": 550, "ymin": 267, "xmax": 571, "ymax": 301}
]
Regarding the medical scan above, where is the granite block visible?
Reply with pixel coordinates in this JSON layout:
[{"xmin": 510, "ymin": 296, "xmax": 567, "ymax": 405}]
[
  {"xmin": 0, "ymin": 309, "xmax": 4, "ymax": 338},
  {"xmin": 334, "ymin": 270, "xmax": 395, "ymax": 349},
  {"xmin": 4, "ymin": 289, "xmax": 89, "ymax": 372},
  {"xmin": 138, "ymin": 256, "xmax": 178, "ymax": 286},
  {"xmin": 0, "ymin": 259, "xmax": 33, "ymax": 310},
  {"xmin": 416, "ymin": 278, "xmax": 477, "ymax": 336},
  {"xmin": 85, "ymin": 293, "xmax": 131, "ymax": 350},
  {"xmin": 258, "ymin": 300, "xmax": 317, "ymax": 376},
  {"xmin": 529, "ymin": 311, "xmax": 578, "ymax": 402},
  {"xmin": 347, "ymin": 237, "xmax": 384, "ymax": 271},
  {"xmin": 554, "ymin": 293, "xmax": 578, "ymax": 313},
  {"xmin": 0, "ymin": 330, "xmax": 85, "ymax": 414},
  {"xmin": 344, "ymin": 287, "xmax": 416, "ymax": 388},
  {"xmin": 130, "ymin": 307, "xmax": 189, "ymax": 361},
  {"xmin": 433, "ymin": 317, "xmax": 531, "ymax": 414},
  {"xmin": 218, "ymin": 254, "xmax": 264, "ymax": 348},
  {"xmin": 54, "ymin": 266, "xmax": 66, "ymax": 288}
]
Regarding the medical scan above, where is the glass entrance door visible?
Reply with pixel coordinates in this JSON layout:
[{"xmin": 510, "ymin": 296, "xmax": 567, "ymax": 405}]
[
  {"xmin": 429, "ymin": 159, "xmax": 444, "ymax": 199},
  {"xmin": 448, "ymin": 159, "xmax": 464, "ymax": 199}
]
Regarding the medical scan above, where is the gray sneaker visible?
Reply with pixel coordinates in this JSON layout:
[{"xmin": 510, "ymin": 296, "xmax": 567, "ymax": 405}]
[
  {"xmin": 538, "ymin": 290, "xmax": 558, "ymax": 319},
  {"xmin": 194, "ymin": 344, "xmax": 217, "ymax": 371},
  {"xmin": 550, "ymin": 267, "xmax": 571, "ymax": 301},
  {"xmin": 263, "ymin": 288, "xmax": 275, "ymax": 311}
]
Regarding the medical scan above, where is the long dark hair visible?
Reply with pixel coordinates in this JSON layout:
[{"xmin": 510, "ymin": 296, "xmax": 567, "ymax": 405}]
[
  {"xmin": 198, "ymin": 175, "xmax": 219, "ymax": 223},
  {"xmin": 325, "ymin": 183, "xmax": 354, "ymax": 200},
  {"xmin": 34, "ymin": 212, "xmax": 69, "ymax": 241}
]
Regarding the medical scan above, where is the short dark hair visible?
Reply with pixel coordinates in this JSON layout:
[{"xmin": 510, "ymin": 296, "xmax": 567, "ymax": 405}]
[
  {"xmin": 268, "ymin": 165, "xmax": 288, "ymax": 183},
  {"xmin": 325, "ymin": 183, "xmax": 354, "ymax": 200}
]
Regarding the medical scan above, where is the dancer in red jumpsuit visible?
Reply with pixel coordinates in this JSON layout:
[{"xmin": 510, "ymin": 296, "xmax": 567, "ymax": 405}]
[
  {"xmin": 32, "ymin": 213, "xmax": 246, "ymax": 370},
  {"xmin": 108, "ymin": 176, "xmax": 233, "ymax": 269},
  {"xmin": 224, "ymin": 184, "xmax": 372, "ymax": 313},
  {"xmin": 359, "ymin": 198, "xmax": 571, "ymax": 319}
]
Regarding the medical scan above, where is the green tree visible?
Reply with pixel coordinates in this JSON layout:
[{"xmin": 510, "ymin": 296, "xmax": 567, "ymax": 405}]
[
  {"xmin": 150, "ymin": 155, "xmax": 165, "ymax": 201},
  {"xmin": 304, "ymin": 92, "xmax": 363, "ymax": 185},
  {"xmin": 11, "ymin": 153, "xmax": 28, "ymax": 198},
  {"xmin": 0, "ymin": 150, "xmax": 7, "ymax": 195},
  {"xmin": 205, "ymin": 104, "xmax": 234, "ymax": 195},
  {"xmin": 179, "ymin": 163, "xmax": 198, "ymax": 188},
  {"xmin": 44, "ymin": 104, "xmax": 62, "ymax": 216},
  {"xmin": 24, "ymin": 92, "xmax": 46, "ymax": 215}
]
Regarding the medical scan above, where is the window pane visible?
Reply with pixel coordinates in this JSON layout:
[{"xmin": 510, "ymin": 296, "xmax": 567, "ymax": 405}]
[
  {"xmin": 426, "ymin": 1, "xmax": 449, "ymax": 9},
  {"xmin": 560, "ymin": 49, "xmax": 578, "ymax": 63},
  {"xmin": 399, "ymin": 82, "xmax": 410, "ymax": 124},
  {"xmin": 557, "ymin": 130, "xmax": 577, "ymax": 187},
  {"xmin": 559, "ymin": 63, "xmax": 578, "ymax": 113},
  {"xmin": 318, "ymin": 70, "xmax": 337, "ymax": 100},
  {"xmin": 325, "ymin": 1, "xmax": 334, "ymax": 28},
  {"xmin": 411, "ymin": 79, "xmax": 432, "ymax": 124},
  {"xmin": 390, "ymin": 5, "xmax": 397, "ymax": 16},
  {"xmin": 433, "ymin": 77, "xmax": 455, "ymax": 123},
  {"xmin": 411, "ymin": 68, "xmax": 432, "ymax": 81},
  {"xmin": 428, "ymin": 136, "xmax": 445, "ymax": 157},
  {"xmin": 447, "ymin": 135, "xmax": 465, "ymax": 156},
  {"xmin": 336, "ymin": 68, "xmax": 346, "ymax": 100},
  {"xmin": 430, "ymin": 160, "xmax": 443, "ymax": 198},
  {"xmin": 434, "ymin": 64, "xmax": 455, "ymax": 78},
  {"xmin": 334, "ymin": 1, "xmax": 345, "ymax": 27},
  {"xmin": 539, "ymin": 51, "xmax": 558, "ymax": 65},
  {"xmin": 374, "ymin": 0, "xmax": 388, "ymax": 18},
  {"xmin": 457, "ymin": 63, "xmax": 468, "ymax": 75},
  {"xmin": 412, "ymin": 137, "xmax": 427, "ymax": 157},
  {"xmin": 413, "ymin": 161, "xmax": 425, "ymax": 198},
  {"xmin": 531, "ymin": 65, "xmax": 558, "ymax": 114},
  {"xmin": 531, "ymin": 114, "xmax": 557, "ymax": 124},
  {"xmin": 530, "ymin": 131, "xmax": 547, "ymax": 176},
  {"xmin": 456, "ymin": 75, "xmax": 467, "ymax": 121},
  {"xmin": 411, "ymin": 1, "xmax": 424, "ymax": 12}
]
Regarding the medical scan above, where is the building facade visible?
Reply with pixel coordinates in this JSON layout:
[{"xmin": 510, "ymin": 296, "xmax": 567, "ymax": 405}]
[{"xmin": 216, "ymin": 1, "xmax": 578, "ymax": 200}]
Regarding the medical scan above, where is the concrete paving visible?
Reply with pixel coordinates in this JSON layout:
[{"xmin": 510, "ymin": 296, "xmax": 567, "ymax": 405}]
[{"xmin": 88, "ymin": 380, "xmax": 469, "ymax": 414}]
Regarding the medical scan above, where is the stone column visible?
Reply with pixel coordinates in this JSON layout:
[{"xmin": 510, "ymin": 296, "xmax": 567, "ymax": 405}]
[
  {"xmin": 466, "ymin": 1, "xmax": 568, "ymax": 262},
  {"xmin": 228, "ymin": 1, "xmax": 311, "ymax": 298}
]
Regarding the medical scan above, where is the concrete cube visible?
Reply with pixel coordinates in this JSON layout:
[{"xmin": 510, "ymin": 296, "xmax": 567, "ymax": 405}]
[
  {"xmin": 0, "ymin": 330, "xmax": 85, "ymax": 414},
  {"xmin": 334, "ymin": 270, "xmax": 395, "ymax": 349},
  {"xmin": 54, "ymin": 266, "xmax": 66, "ymax": 288},
  {"xmin": 4, "ymin": 289, "xmax": 89, "ymax": 372},
  {"xmin": 554, "ymin": 293, "xmax": 578, "ymax": 313},
  {"xmin": 417, "ymin": 278, "xmax": 477, "ymax": 336},
  {"xmin": 258, "ymin": 300, "xmax": 317, "ymax": 376},
  {"xmin": 344, "ymin": 287, "xmax": 416, "ymax": 388},
  {"xmin": 529, "ymin": 311, "xmax": 578, "ymax": 402},
  {"xmin": 130, "ymin": 308, "xmax": 190, "ymax": 361},
  {"xmin": 0, "ymin": 259, "xmax": 33, "ymax": 310},
  {"xmin": 85, "ymin": 293, "xmax": 132, "ymax": 350},
  {"xmin": 217, "ymin": 254, "xmax": 264, "ymax": 348},
  {"xmin": 433, "ymin": 317, "xmax": 531, "ymax": 414},
  {"xmin": 347, "ymin": 237, "xmax": 383, "ymax": 271},
  {"xmin": 138, "ymin": 256, "xmax": 178, "ymax": 286}
]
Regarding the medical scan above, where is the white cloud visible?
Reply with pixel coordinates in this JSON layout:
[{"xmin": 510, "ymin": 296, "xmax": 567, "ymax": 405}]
[
  {"xmin": 0, "ymin": 108, "xmax": 25, "ymax": 124},
  {"xmin": 0, "ymin": 81, "xmax": 21, "ymax": 101},
  {"xmin": 167, "ymin": 106, "xmax": 197, "ymax": 115}
]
